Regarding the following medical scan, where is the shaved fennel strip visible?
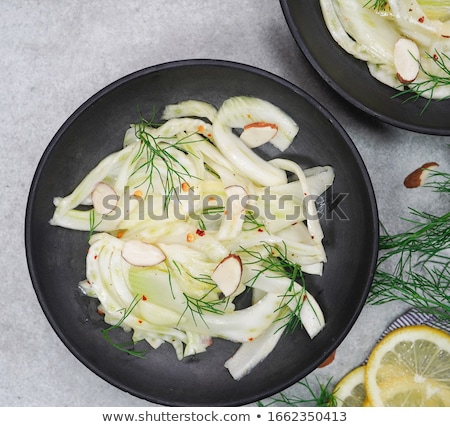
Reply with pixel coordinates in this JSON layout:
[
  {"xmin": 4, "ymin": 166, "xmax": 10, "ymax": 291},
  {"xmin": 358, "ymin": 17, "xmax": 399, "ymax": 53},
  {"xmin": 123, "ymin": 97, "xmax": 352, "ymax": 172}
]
[
  {"xmin": 50, "ymin": 96, "xmax": 332, "ymax": 381},
  {"xmin": 320, "ymin": 0, "xmax": 450, "ymax": 99}
]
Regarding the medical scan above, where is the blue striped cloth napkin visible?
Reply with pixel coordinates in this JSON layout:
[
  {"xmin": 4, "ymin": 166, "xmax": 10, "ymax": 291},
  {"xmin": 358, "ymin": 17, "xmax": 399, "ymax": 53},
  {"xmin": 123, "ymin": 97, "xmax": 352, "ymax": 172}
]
[
  {"xmin": 380, "ymin": 307, "xmax": 450, "ymax": 338},
  {"xmin": 362, "ymin": 308, "xmax": 450, "ymax": 364}
]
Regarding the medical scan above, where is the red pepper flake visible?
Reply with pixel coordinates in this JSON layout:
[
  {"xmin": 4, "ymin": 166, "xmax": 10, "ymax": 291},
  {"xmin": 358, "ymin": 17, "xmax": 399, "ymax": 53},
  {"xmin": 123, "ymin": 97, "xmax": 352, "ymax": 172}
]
[
  {"xmin": 248, "ymin": 337, "xmax": 254, "ymax": 341},
  {"xmin": 433, "ymin": 53, "xmax": 439, "ymax": 60},
  {"xmin": 257, "ymin": 228, "xmax": 264, "ymax": 232},
  {"xmin": 97, "ymin": 309, "xmax": 104, "ymax": 316},
  {"xmin": 418, "ymin": 16, "xmax": 425, "ymax": 23},
  {"xmin": 196, "ymin": 229, "xmax": 205, "ymax": 236},
  {"xmin": 142, "ymin": 295, "xmax": 147, "ymax": 301},
  {"xmin": 94, "ymin": 255, "xmax": 98, "ymax": 260},
  {"xmin": 138, "ymin": 319, "xmax": 143, "ymax": 324},
  {"xmin": 442, "ymin": 34, "xmax": 450, "ymax": 38}
]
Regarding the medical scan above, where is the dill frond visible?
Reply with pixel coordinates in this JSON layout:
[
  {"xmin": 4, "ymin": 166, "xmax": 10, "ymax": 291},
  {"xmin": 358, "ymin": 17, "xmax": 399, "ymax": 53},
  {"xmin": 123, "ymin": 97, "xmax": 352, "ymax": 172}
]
[
  {"xmin": 182, "ymin": 292, "xmax": 228, "ymax": 327},
  {"xmin": 101, "ymin": 295, "xmax": 148, "ymax": 358},
  {"xmin": 241, "ymin": 242, "xmax": 307, "ymax": 333},
  {"xmin": 369, "ymin": 170, "xmax": 450, "ymax": 321},
  {"xmin": 242, "ymin": 211, "xmax": 265, "ymax": 231},
  {"xmin": 392, "ymin": 51, "xmax": 450, "ymax": 113},
  {"xmin": 257, "ymin": 377, "xmax": 337, "ymax": 407},
  {"xmin": 88, "ymin": 209, "xmax": 102, "ymax": 240},
  {"xmin": 168, "ymin": 261, "xmax": 227, "ymax": 327},
  {"xmin": 424, "ymin": 169, "xmax": 450, "ymax": 193},
  {"xmin": 364, "ymin": 0, "xmax": 388, "ymax": 12},
  {"xmin": 131, "ymin": 116, "xmax": 201, "ymax": 209},
  {"xmin": 197, "ymin": 206, "xmax": 225, "ymax": 230}
]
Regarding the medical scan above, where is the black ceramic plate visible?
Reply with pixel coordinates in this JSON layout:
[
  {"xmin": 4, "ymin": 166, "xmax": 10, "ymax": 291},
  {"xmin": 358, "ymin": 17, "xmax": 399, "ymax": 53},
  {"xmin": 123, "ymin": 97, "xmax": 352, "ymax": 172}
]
[
  {"xmin": 281, "ymin": 0, "xmax": 450, "ymax": 135},
  {"xmin": 25, "ymin": 59, "xmax": 378, "ymax": 407}
]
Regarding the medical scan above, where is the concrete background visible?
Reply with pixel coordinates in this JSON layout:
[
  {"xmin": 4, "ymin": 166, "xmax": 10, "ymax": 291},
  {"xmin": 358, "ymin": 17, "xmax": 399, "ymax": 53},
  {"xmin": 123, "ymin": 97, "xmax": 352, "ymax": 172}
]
[{"xmin": 1, "ymin": 0, "xmax": 448, "ymax": 406}]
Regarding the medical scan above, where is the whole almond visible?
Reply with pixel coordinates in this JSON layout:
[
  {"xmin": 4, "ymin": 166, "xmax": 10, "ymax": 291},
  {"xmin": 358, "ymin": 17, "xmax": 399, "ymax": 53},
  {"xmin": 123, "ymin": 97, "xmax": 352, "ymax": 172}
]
[{"xmin": 404, "ymin": 162, "xmax": 439, "ymax": 188}]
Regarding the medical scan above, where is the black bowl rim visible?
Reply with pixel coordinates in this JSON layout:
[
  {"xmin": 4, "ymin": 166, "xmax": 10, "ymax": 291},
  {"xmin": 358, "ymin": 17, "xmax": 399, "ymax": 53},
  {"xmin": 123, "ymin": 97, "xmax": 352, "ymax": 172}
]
[{"xmin": 25, "ymin": 58, "xmax": 379, "ymax": 406}]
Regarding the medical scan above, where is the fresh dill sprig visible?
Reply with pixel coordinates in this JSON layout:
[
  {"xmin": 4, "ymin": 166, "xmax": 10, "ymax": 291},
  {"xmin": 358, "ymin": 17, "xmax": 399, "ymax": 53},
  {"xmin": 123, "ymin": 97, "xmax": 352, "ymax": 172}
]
[
  {"xmin": 378, "ymin": 209, "xmax": 450, "ymax": 265},
  {"xmin": 168, "ymin": 261, "xmax": 227, "ymax": 327},
  {"xmin": 364, "ymin": 0, "xmax": 388, "ymax": 12},
  {"xmin": 101, "ymin": 295, "xmax": 148, "ymax": 358},
  {"xmin": 242, "ymin": 242, "xmax": 302, "ymax": 285},
  {"xmin": 257, "ymin": 377, "xmax": 337, "ymax": 407},
  {"xmin": 197, "ymin": 206, "xmax": 264, "ymax": 231},
  {"xmin": 197, "ymin": 206, "xmax": 225, "ymax": 230},
  {"xmin": 370, "ymin": 265, "xmax": 449, "ymax": 319},
  {"xmin": 392, "ymin": 51, "xmax": 450, "ymax": 113},
  {"xmin": 368, "ymin": 170, "xmax": 450, "ymax": 321},
  {"xmin": 131, "ymin": 116, "xmax": 201, "ymax": 209},
  {"xmin": 201, "ymin": 206, "xmax": 225, "ymax": 215},
  {"xmin": 243, "ymin": 211, "xmax": 265, "ymax": 231},
  {"xmin": 241, "ymin": 242, "xmax": 307, "ymax": 333},
  {"xmin": 424, "ymin": 169, "xmax": 450, "ymax": 193},
  {"xmin": 358, "ymin": 4, "xmax": 450, "ymax": 112},
  {"xmin": 182, "ymin": 292, "xmax": 228, "ymax": 327},
  {"xmin": 88, "ymin": 209, "xmax": 102, "ymax": 240}
]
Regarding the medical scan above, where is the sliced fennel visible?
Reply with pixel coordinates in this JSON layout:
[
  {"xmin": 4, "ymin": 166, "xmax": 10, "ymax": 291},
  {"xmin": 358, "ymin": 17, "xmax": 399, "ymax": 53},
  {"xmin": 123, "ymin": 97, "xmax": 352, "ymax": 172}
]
[
  {"xmin": 51, "ymin": 96, "xmax": 334, "ymax": 380},
  {"xmin": 320, "ymin": 0, "xmax": 450, "ymax": 101}
]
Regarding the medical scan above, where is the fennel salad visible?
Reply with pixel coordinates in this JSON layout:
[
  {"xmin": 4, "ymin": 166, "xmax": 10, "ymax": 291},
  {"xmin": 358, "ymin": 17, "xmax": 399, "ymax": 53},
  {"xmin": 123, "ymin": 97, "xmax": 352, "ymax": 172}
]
[
  {"xmin": 320, "ymin": 0, "xmax": 450, "ymax": 105},
  {"xmin": 50, "ymin": 96, "xmax": 335, "ymax": 381}
]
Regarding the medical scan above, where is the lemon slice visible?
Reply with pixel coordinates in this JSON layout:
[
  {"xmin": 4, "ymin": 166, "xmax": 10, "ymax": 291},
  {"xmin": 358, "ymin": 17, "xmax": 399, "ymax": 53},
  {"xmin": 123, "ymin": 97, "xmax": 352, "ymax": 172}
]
[
  {"xmin": 333, "ymin": 365, "xmax": 367, "ymax": 406},
  {"xmin": 365, "ymin": 325, "xmax": 450, "ymax": 407}
]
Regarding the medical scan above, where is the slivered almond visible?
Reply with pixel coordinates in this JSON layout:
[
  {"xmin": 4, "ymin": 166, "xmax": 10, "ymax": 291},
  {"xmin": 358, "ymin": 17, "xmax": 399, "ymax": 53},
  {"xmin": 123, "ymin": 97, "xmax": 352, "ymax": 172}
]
[
  {"xmin": 121, "ymin": 240, "xmax": 166, "ymax": 266},
  {"xmin": 225, "ymin": 185, "xmax": 248, "ymax": 217},
  {"xmin": 211, "ymin": 254, "xmax": 243, "ymax": 297},
  {"xmin": 318, "ymin": 350, "xmax": 336, "ymax": 368},
  {"xmin": 91, "ymin": 182, "xmax": 119, "ymax": 215},
  {"xmin": 240, "ymin": 122, "xmax": 278, "ymax": 148},
  {"xmin": 404, "ymin": 162, "xmax": 439, "ymax": 188},
  {"xmin": 394, "ymin": 38, "xmax": 420, "ymax": 84}
]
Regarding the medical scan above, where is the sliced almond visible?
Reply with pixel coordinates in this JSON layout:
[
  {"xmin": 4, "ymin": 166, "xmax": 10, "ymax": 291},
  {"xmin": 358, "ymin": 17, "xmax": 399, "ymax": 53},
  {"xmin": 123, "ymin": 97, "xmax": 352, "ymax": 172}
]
[
  {"xmin": 240, "ymin": 122, "xmax": 278, "ymax": 148},
  {"xmin": 121, "ymin": 240, "xmax": 166, "ymax": 267},
  {"xmin": 404, "ymin": 162, "xmax": 439, "ymax": 188},
  {"xmin": 211, "ymin": 254, "xmax": 243, "ymax": 297},
  {"xmin": 224, "ymin": 185, "xmax": 248, "ymax": 218},
  {"xmin": 394, "ymin": 38, "xmax": 420, "ymax": 84},
  {"xmin": 318, "ymin": 350, "xmax": 336, "ymax": 368},
  {"xmin": 91, "ymin": 182, "xmax": 119, "ymax": 215}
]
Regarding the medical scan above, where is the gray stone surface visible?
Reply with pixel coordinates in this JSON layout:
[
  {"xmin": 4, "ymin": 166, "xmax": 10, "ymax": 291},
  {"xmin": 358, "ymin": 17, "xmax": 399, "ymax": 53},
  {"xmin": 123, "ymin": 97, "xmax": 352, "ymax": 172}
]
[{"xmin": 1, "ymin": 0, "xmax": 448, "ymax": 407}]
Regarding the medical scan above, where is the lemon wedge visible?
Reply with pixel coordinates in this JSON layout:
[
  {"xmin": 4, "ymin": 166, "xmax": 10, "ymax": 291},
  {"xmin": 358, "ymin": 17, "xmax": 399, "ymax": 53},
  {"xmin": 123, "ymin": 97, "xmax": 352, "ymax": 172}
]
[
  {"xmin": 365, "ymin": 325, "xmax": 450, "ymax": 407},
  {"xmin": 333, "ymin": 365, "xmax": 367, "ymax": 407}
]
